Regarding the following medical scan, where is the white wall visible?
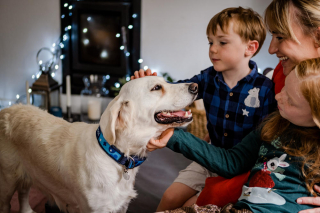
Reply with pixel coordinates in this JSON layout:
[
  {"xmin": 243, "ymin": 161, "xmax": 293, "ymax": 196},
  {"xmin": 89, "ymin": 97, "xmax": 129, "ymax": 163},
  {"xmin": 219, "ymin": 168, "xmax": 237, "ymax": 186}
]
[
  {"xmin": 0, "ymin": 0, "xmax": 61, "ymax": 101},
  {"xmin": 0, "ymin": 0, "xmax": 278, "ymax": 102},
  {"xmin": 140, "ymin": 0, "xmax": 278, "ymax": 81}
]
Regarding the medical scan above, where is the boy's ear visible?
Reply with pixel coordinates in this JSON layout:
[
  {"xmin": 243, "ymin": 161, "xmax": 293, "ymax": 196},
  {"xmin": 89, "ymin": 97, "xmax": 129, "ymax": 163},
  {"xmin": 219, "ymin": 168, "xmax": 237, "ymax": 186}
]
[{"xmin": 245, "ymin": 40, "xmax": 259, "ymax": 57}]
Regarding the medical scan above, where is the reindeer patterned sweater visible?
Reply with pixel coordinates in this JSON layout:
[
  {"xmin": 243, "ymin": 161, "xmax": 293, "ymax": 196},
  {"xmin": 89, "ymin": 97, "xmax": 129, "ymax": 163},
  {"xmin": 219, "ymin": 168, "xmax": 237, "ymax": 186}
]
[{"xmin": 167, "ymin": 128, "xmax": 315, "ymax": 213}]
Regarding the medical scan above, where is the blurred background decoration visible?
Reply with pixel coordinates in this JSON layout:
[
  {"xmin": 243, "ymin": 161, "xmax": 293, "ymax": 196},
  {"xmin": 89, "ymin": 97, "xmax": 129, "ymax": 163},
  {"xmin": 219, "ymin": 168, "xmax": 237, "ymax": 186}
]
[
  {"xmin": 80, "ymin": 74, "xmax": 110, "ymax": 122},
  {"xmin": 161, "ymin": 72, "xmax": 175, "ymax": 83}
]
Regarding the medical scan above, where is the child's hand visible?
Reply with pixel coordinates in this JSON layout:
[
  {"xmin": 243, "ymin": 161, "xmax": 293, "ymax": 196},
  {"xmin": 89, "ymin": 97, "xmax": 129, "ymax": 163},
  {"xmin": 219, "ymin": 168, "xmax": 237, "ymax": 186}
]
[
  {"xmin": 130, "ymin": 68, "xmax": 157, "ymax": 80},
  {"xmin": 146, "ymin": 128, "xmax": 174, "ymax": 151}
]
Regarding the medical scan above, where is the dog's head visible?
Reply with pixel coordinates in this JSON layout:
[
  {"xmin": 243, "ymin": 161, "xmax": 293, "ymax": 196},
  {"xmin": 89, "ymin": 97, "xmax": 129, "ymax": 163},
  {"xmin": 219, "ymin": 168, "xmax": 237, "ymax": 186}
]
[{"xmin": 99, "ymin": 76, "xmax": 197, "ymax": 156}]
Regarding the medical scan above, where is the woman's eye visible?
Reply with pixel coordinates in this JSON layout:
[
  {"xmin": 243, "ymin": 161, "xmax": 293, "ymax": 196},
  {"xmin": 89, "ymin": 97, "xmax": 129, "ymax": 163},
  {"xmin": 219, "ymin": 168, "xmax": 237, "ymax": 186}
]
[
  {"xmin": 151, "ymin": 85, "xmax": 162, "ymax": 91},
  {"xmin": 220, "ymin": 42, "xmax": 227, "ymax": 45},
  {"xmin": 276, "ymin": 36, "xmax": 283, "ymax": 41},
  {"xmin": 208, "ymin": 42, "xmax": 213, "ymax": 46}
]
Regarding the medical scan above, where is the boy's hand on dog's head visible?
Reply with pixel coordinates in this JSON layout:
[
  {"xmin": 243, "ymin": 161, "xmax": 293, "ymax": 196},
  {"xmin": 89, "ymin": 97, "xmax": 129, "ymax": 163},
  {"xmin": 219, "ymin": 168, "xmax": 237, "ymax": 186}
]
[
  {"xmin": 131, "ymin": 68, "xmax": 157, "ymax": 80},
  {"xmin": 146, "ymin": 128, "xmax": 174, "ymax": 151}
]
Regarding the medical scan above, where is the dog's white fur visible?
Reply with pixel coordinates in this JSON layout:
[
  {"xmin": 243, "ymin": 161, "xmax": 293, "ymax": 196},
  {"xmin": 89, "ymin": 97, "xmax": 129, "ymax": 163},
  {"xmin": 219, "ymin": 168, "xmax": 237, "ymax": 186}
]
[{"xmin": 0, "ymin": 76, "xmax": 197, "ymax": 213}]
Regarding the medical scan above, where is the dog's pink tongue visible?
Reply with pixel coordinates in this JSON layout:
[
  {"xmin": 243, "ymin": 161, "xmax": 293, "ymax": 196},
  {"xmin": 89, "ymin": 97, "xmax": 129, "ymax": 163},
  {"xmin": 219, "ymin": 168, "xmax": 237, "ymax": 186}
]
[{"xmin": 171, "ymin": 110, "xmax": 189, "ymax": 117}]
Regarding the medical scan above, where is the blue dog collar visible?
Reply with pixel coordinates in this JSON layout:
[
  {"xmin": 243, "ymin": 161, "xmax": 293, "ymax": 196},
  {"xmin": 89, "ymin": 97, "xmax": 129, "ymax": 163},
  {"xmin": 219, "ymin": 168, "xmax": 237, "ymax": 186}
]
[{"xmin": 96, "ymin": 126, "xmax": 146, "ymax": 169}]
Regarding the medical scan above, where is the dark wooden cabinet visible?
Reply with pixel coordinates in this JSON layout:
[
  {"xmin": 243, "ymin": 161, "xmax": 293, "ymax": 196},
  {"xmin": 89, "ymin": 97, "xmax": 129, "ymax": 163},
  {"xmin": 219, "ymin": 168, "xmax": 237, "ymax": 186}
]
[{"xmin": 60, "ymin": 0, "xmax": 141, "ymax": 96}]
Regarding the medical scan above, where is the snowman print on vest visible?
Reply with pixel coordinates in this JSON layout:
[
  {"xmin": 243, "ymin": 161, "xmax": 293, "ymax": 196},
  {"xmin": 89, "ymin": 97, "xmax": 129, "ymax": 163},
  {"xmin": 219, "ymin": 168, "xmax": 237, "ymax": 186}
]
[
  {"xmin": 242, "ymin": 87, "xmax": 260, "ymax": 117},
  {"xmin": 239, "ymin": 154, "xmax": 289, "ymax": 205}
]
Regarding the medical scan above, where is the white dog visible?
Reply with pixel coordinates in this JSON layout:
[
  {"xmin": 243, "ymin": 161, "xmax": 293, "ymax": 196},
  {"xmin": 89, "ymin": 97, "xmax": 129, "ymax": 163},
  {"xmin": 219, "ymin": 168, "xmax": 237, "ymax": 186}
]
[{"xmin": 0, "ymin": 76, "xmax": 198, "ymax": 213}]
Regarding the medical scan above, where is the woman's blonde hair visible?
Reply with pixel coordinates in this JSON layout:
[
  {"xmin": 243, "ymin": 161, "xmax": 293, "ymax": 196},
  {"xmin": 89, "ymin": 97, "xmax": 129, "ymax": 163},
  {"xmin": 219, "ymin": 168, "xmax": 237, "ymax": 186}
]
[
  {"xmin": 261, "ymin": 58, "xmax": 320, "ymax": 196},
  {"xmin": 265, "ymin": 0, "xmax": 320, "ymax": 44}
]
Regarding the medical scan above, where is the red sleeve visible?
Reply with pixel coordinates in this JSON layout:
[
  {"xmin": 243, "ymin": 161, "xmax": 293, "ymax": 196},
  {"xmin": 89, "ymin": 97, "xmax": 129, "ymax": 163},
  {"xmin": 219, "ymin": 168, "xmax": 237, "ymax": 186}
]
[{"xmin": 272, "ymin": 62, "xmax": 285, "ymax": 94}]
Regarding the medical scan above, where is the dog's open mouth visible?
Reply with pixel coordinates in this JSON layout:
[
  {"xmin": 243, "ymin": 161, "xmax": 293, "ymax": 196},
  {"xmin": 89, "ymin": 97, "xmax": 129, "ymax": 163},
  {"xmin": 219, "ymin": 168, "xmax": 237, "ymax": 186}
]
[{"xmin": 154, "ymin": 110, "xmax": 193, "ymax": 124}]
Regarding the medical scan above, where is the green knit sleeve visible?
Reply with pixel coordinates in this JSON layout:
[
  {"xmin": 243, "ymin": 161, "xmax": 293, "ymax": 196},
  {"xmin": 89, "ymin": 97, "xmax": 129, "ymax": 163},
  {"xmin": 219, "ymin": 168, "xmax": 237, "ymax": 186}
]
[{"xmin": 166, "ymin": 129, "xmax": 261, "ymax": 178}]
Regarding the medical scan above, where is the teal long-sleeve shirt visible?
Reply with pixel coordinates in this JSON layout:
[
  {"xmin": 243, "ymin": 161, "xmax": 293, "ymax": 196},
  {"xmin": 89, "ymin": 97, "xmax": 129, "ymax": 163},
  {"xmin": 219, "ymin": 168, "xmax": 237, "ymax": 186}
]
[{"xmin": 166, "ymin": 129, "xmax": 314, "ymax": 213}]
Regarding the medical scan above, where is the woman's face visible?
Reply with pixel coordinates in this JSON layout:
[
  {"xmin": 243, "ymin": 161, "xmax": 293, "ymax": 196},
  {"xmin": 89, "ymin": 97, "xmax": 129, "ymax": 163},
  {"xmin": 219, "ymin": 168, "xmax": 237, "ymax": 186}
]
[{"xmin": 268, "ymin": 11, "xmax": 319, "ymax": 76}]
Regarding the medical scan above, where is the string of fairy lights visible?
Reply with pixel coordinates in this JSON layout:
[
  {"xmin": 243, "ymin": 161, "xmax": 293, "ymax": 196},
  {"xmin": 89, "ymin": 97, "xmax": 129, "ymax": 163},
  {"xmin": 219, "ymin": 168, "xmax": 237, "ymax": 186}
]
[{"xmin": 12, "ymin": 1, "xmax": 149, "ymax": 106}]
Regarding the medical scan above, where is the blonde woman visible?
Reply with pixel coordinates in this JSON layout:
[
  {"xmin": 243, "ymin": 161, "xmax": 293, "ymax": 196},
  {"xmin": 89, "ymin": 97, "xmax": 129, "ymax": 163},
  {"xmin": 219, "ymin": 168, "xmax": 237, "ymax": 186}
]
[{"xmin": 264, "ymin": 1, "xmax": 320, "ymax": 211}]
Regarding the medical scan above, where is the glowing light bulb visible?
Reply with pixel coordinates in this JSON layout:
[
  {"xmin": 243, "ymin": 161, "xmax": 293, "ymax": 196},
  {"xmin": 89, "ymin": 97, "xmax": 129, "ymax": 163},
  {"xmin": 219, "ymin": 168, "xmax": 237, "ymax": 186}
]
[
  {"xmin": 138, "ymin": 59, "xmax": 143, "ymax": 63},
  {"xmin": 52, "ymin": 43, "xmax": 56, "ymax": 47},
  {"xmin": 106, "ymin": 75, "xmax": 110, "ymax": 80},
  {"xmin": 116, "ymin": 33, "xmax": 120, "ymax": 38},
  {"xmin": 64, "ymin": 3, "xmax": 68, "ymax": 7},
  {"xmin": 83, "ymin": 28, "xmax": 88, "ymax": 33},
  {"xmin": 59, "ymin": 43, "xmax": 64, "ymax": 48},
  {"xmin": 63, "ymin": 35, "xmax": 68, "ymax": 41},
  {"xmin": 55, "ymin": 65, "xmax": 59, "ymax": 70},
  {"xmin": 128, "ymin": 25, "xmax": 133, "ymax": 29},
  {"xmin": 39, "ymin": 60, "xmax": 43, "ymax": 65},
  {"xmin": 32, "ymin": 75, "xmax": 35, "ymax": 79},
  {"xmin": 144, "ymin": 66, "xmax": 148, "ymax": 70},
  {"xmin": 126, "ymin": 52, "xmax": 130, "ymax": 57},
  {"xmin": 65, "ymin": 27, "xmax": 68, "ymax": 31},
  {"xmin": 120, "ymin": 46, "xmax": 124, "ymax": 50},
  {"xmin": 28, "ymin": 89, "xmax": 32, "ymax": 93},
  {"xmin": 42, "ymin": 67, "xmax": 46, "ymax": 71},
  {"xmin": 69, "ymin": 12, "xmax": 72, "ymax": 16},
  {"xmin": 69, "ymin": 5, "xmax": 73, "ymax": 10},
  {"xmin": 51, "ymin": 73, "xmax": 56, "ymax": 77},
  {"xmin": 87, "ymin": 17, "xmax": 92, "ymax": 21},
  {"xmin": 132, "ymin": 14, "xmax": 137, "ymax": 18},
  {"xmin": 126, "ymin": 77, "xmax": 130, "ymax": 81},
  {"xmin": 60, "ymin": 55, "xmax": 65, "ymax": 59},
  {"xmin": 16, "ymin": 94, "xmax": 20, "ymax": 99},
  {"xmin": 67, "ymin": 25, "xmax": 72, "ymax": 30},
  {"xmin": 36, "ymin": 73, "xmax": 41, "ymax": 79},
  {"xmin": 61, "ymin": 14, "xmax": 65, "ymax": 19},
  {"xmin": 83, "ymin": 39, "xmax": 89, "ymax": 45},
  {"xmin": 100, "ymin": 50, "xmax": 108, "ymax": 58},
  {"xmin": 115, "ymin": 82, "xmax": 120, "ymax": 88},
  {"xmin": 9, "ymin": 101, "xmax": 11, "ymax": 106}
]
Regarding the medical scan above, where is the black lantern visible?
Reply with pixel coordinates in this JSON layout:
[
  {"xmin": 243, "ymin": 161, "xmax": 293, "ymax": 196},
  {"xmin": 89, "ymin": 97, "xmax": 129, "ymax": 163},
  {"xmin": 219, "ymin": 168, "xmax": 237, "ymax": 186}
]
[{"xmin": 30, "ymin": 48, "xmax": 61, "ymax": 111}]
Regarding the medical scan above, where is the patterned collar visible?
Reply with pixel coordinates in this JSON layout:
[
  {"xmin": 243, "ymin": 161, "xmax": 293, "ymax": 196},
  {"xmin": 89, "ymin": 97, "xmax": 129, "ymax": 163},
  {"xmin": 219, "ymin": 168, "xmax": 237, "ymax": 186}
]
[{"xmin": 96, "ymin": 126, "xmax": 146, "ymax": 169}]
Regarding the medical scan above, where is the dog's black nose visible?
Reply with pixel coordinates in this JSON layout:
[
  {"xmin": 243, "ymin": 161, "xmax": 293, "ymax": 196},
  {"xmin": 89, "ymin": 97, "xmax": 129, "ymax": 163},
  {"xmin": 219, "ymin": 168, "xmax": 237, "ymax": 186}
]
[{"xmin": 188, "ymin": 83, "xmax": 198, "ymax": 94}]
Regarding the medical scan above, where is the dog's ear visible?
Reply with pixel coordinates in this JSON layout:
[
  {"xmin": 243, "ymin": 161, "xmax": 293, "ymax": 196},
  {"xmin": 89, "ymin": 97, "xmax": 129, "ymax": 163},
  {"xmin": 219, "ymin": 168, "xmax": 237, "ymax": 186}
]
[{"xmin": 100, "ymin": 97, "xmax": 132, "ymax": 145}]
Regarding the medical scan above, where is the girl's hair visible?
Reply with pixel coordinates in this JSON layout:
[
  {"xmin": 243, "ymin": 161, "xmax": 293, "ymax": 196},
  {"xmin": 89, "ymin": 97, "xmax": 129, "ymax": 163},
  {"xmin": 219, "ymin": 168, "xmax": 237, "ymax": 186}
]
[
  {"xmin": 264, "ymin": 0, "xmax": 320, "ymax": 44},
  {"xmin": 261, "ymin": 58, "xmax": 320, "ymax": 196}
]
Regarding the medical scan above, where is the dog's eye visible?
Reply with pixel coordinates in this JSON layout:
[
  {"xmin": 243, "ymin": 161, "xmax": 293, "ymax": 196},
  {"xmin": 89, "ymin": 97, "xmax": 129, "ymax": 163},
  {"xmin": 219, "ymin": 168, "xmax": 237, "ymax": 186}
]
[{"xmin": 151, "ymin": 85, "xmax": 162, "ymax": 91}]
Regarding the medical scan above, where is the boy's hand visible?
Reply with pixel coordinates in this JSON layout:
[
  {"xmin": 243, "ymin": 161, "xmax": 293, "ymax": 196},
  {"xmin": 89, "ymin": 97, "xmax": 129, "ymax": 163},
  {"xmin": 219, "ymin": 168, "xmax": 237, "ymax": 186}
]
[
  {"xmin": 146, "ymin": 128, "xmax": 174, "ymax": 151},
  {"xmin": 130, "ymin": 68, "xmax": 157, "ymax": 80}
]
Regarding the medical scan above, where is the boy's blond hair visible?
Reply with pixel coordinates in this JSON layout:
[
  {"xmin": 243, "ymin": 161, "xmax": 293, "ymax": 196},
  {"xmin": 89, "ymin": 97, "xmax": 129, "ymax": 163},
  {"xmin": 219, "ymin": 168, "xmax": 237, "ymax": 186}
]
[{"xmin": 206, "ymin": 7, "xmax": 266, "ymax": 57}]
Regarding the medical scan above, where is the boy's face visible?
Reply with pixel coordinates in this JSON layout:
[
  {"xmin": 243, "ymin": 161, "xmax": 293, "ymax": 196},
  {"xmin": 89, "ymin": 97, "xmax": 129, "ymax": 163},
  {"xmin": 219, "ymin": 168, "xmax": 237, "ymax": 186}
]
[{"xmin": 207, "ymin": 20, "xmax": 249, "ymax": 72}]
